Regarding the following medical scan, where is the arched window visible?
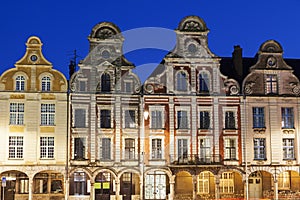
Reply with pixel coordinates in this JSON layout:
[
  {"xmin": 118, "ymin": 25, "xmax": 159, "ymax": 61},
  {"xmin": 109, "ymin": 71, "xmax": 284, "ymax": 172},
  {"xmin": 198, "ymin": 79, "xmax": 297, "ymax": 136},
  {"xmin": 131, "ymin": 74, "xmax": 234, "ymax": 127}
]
[
  {"xmin": 177, "ymin": 71, "xmax": 187, "ymax": 91},
  {"xmin": 41, "ymin": 76, "xmax": 51, "ymax": 91},
  {"xmin": 101, "ymin": 73, "xmax": 111, "ymax": 92},
  {"xmin": 16, "ymin": 75, "xmax": 25, "ymax": 91},
  {"xmin": 199, "ymin": 72, "xmax": 209, "ymax": 93}
]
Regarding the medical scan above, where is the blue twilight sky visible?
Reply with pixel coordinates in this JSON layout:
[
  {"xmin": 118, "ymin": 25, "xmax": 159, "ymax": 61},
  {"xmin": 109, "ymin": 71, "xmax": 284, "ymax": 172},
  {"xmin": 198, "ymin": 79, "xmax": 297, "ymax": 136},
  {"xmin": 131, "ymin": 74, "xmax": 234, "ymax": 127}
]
[{"xmin": 1, "ymin": 0, "xmax": 300, "ymax": 82}]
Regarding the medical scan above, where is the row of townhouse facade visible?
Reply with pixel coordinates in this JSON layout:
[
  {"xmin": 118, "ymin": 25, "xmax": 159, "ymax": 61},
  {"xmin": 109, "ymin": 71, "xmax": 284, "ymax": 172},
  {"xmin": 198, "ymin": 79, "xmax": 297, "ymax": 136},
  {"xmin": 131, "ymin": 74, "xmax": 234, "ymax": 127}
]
[{"xmin": 1, "ymin": 15, "xmax": 300, "ymax": 200}]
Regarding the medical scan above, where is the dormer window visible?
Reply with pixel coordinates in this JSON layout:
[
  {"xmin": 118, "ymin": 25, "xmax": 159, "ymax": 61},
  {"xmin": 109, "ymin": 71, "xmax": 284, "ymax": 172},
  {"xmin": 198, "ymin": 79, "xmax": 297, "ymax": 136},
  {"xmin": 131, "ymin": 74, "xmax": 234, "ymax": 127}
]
[
  {"xmin": 101, "ymin": 73, "xmax": 111, "ymax": 92},
  {"xmin": 266, "ymin": 74, "xmax": 278, "ymax": 94},
  {"xmin": 199, "ymin": 72, "xmax": 209, "ymax": 93},
  {"xmin": 41, "ymin": 76, "xmax": 51, "ymax": 91},
  {"xmin": 176, "ymin": 71, "xmax": 187, "ymax": 91},
  {"xmin": 16, "ymin": 75, "xmax": 25, "ymax": 91}
]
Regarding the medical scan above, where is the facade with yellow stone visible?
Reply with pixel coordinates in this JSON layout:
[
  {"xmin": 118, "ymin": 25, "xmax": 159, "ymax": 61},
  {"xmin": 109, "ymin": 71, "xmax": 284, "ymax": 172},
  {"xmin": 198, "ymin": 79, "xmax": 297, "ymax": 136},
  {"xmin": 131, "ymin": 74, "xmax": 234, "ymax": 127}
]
[{"xmin": 0, "ymin": 36, "xmax": 68, "ymax": 200}]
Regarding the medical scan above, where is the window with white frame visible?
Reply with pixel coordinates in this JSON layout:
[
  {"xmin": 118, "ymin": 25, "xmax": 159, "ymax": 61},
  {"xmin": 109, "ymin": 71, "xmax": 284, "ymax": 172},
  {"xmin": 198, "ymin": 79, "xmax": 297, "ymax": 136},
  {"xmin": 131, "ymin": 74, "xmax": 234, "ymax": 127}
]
[
  {"xmin": 124, "ymin": 81, "xmax": 132, "ymax": 93},
  {"xmin": 177, "ymin": 110, "xmax": 188, "ymax": 129},
  {"xmin": 124, "ymin": 110, "xmax": 136, "ymax": 128},
  {"xmin": 199, "ymin": 111, "xmax": 210, "ymax": 129},
  {"xmin": 224, "ymin": 138, "xmax": 236, "ymax": 160},
  {"xmin": 10, "ymin": 103, "xmax": 24, "ymax": 125},
  {"xmin": 176, "ymin": 71, "xmax": 187, "ymax": 91},
  {"xmin": 151, "ymin": 138, "xmax": 162, "ymax": 159},
  {"xmin": 41, "ymin": 76, "xmax": 51, "ymax": 91},
  {"xmin": 225, "ymin": 111, "xmax": 236, "ymax": 129},
  {"xmin": 151, "ymin": 110, "xmax": 163, "ymax": 129},
  {"xmin": 278, "ymin": 171, "xmax": 290, "ymax": 190},
  {"xmin": 283, "ymin": 139, "xmax": 294, "ymax": 160},
  {"xmin": 281, "ymin": 107, "xmax": 294, "ymax": 129},
  {"xmin": 100, "ymin": 109, "xmax": 111, "ymax": 128},
  {"xmin": 74, "ymin": 109, "xmax": 86, "ymax": 128},
  {"xmin": 15, "ymin": 75, "xmax": 25, "ymax": 91},
  {"xmin": 99, "ymin": 138, "xmax": 111, "ymax": 160},
  {"xmin": 9, "ymin": 136, "xmax": 23, "ymax": 159},
  {"xmin": 41, "ymin": 104, "xmax": 55, "ymax": 125},
  {"xmin": 177, "ymin": 139, "xmax": 188, "ymax": 161},
  {"xmin": 74, "ymin": 137, "xmax": 86, "ymax": 160},
  {"xmin": 199, "ymin": 72, "xmax": 209, "ymax": 93},
  {"xmin": 197, "ymin": 172, "xmax": 210, "ymax": 194},
  {"xmin": 219, "ymin": 172, "xmax": 234, "ymax": 194},
  {"xmin": 199, "ymin": 138, "xmax": 211, "ymax": 162},
  {"xmin": 254, "ymin": 138, "xmax": 266, "ymax": 160},
  {"xmin": 253, "ymin": 107, "xmax": 265, "ymax": 128},
  {"xmin": 266, "ymin": 74, "xmax": 278, "ymax": 94},
  {"xmin": 125, "ymin": 138, "xmax": 135, "ymax": 160},
  {"xmin": 40, "ymin": 137, "xmax": 54, "ymax": 159}
]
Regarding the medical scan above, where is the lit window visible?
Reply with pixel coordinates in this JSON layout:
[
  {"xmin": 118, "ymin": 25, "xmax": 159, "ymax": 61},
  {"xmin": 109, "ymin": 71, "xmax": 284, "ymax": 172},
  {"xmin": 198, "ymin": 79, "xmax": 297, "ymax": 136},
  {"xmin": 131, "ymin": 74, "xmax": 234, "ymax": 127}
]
[
  {"xmin": 197, "ymin": 172, "xmax": 210, "ymax": 194},
  {"xmin": 281, "ymin": 107, "xmax": 294, "ymax": 128},
  {"xmin": 224, "ymin": 138, "xmax": 236, "ymax": 160},
  {"xmin": 225, "ymin": 111, "xmax": 235, "ymax": 129},
  {"xmin": 151, "ymin": 110, "xmax": 162, "ymax": 129},
  {"xmin": 41, "ymin": 76, "xmax": 51, "ymax": 91},
  {"xmin": 177, "ymin": 71, "xmax": 187, "ymax": 91},
  {"xmin": 16, "ymin": 75, "xmax": 25, "ymax": 91},
  {"xmin": 74, "ymin": 138, "xmax": 86, "ymax": 160},
  {"xmin": 124, "ymin": 110, "xmax": 135, "ymax": 128},
  {"xmin": 100, "ymin": 110, "xmax": 111, "ymax": 128},
  {"xmin": 200, "ymin": 111, "xmax": 210, "ymax": 129},
  {"xmin": 9, "ymin": 136, "xmax": 23, "ymax": 159},
  {"xmin": 125, "ymin": 138, "xmax": 135, "ymax": 160},
  {"xmin": 100, "ymin": 138, "xmax": 111, "ymax": 160},
  {"xmin": 219, "ymin": 172, "xmax": 234, "ymax": 194},
  {"xmin": 101, "ymin": 73, "xmax": 111, "ymax": 92},
  {"xmin": 10, "ymin": 103, "xmax": 24, "ymax": 125},
  {"xmin": 278, "ymin": 172, "xmax": 290, "ymax": 190},
  {"xmin": 177, "ymin": 111, "xmax": 188, "ymax": 129},
  {"xmin": 266, "ymin": 74, "xmax": 277, "ymax": 94},
  {"xmin": 152, "ymin": 139, "xmax": 162, "ymax": 159},
  {"xmin": 199, "ymin": 72, "xmax": 209, "ymax": 93},
  {"xmin": 40, "ymin": 137, "xmax": 54, "ymax": 159},
  {"xmin": 254, "ymin": 138, "xmax": 266, "ymax": 160},
  {"xmin": 41, "ymin": 104, "xmax": 55, "ymax": 125},
  {"xmin": 253, "ymin": 107, "xmax": 265, "ymax": 128},
  {"xmin": 283, "ymin": 139, "xmax": 294, "ymax": 160}
]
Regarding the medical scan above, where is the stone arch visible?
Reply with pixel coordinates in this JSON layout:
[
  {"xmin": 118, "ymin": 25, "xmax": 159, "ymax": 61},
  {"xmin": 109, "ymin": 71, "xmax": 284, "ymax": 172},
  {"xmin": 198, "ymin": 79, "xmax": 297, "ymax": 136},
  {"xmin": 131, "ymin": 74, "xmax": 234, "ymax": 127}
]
[
  {"xmin": 117, "ymin": 167, "xmax": 141, "ymax": 179},
  {"xmin": 92, "ymin": 168, "xmax": 118, "ymax": 181},
  {"xmin": 69, "ymin": 167, "xmax": 93, "ymax": 180},
  {"xmin": 177, "ymin": 15, "xmax": 208, "ymax": 32},
  {"xmin": 145, "ymin": 167, "xmax": 173, "ymax": 180}
]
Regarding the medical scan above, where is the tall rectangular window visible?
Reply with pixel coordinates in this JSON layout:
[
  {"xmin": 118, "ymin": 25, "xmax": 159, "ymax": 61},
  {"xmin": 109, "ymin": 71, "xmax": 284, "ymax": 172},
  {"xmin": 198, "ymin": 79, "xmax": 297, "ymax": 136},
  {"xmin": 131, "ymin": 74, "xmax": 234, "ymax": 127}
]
[
  {"xmin": 281, "ymin": 107, "xmax": 294, "ymax": 128},
  {"xmin": 79, "ymin": 81, "xmax": 86, "ymax": 92},
  {"xmin": 224, "ymin": 138, "xmax": 236, "ymax": 160},
  {"xmin": 16, "ymin": 75, "xmax": 25, "ymax": 91},
  {"xmin": 9, "ymin": 136, "xmax": 23, "ymax": 159},
  {"xmin": 41, "ymin": 77, "xmax": 51, "ymax": 91},
  {"xmin": 41, "ymin": 104, "xmax": 55, "ymax": 125},
  {"xmin": 152, "ymin": 139, "xmax": 162, "ymax": 159},
  {"xmin": 125, "ymin": 139, "xmax": 135, "ymax": 160},
  {"xmin": 219, "ymin": 172, "xmax": 234, "ymax": 194},
  {"xmin": 199, "ymin": 73, "xmax": 209, "ymax": 93},
  {"xmin": 178, "ymin": 139, "xmax": 188, "ymax": 161},
  {"xmin": 100, "ymin": 110, "xmax": 111, "ymax": 128},
  {"xmin": 283, "ymin": 139, "xmax": 294, "ymax": 160},
  {"xmin": 200, "ymin": 111, "xmax": 210, "ymax": 129},
  {"xmin": 253, "ymin": 107, "xmax": 265, "ymax": 128},
  {"xmin": 177, "ymin": 71, "xmax": 187, "ymax": 91},
  {"xmin": 40, "ymin": 137, "xmax": 54, "ymax": 159},
  {"xmin": 74, "ymin": 109, "xmax": 86, "ymax": 128},
  {"xmin": 225, "ymin": 111, "xmax": 235, "ymax": 129},
  {"xmin": 124, "ymin": 110, "xmax": 135, "ymax": 128},
  {"xmin": 177, "ymin": 111, "xmax": 188, "ymax": 129},
  {"xmin": 254, "ymin": 138, "xmax": 266, "ymax": 160},
  {"xmin": 197, "ymin": 172, "xmax": 210, "ymax": 194},
  {"xmin": 74, "ymin": 138, "xmax": 85, "ymax": 160},
  {"xmin": 100, "ymin": 138, "xmax": 111, "ymax": 160},
  {"xmin": 10, "ymin": 103, "xmax": 24, "ymax": 125},
  {"xmin": 266, "ymin": 74, "xmax": 278, "ymax": 94},
  {"xmin": 200, "ymin": 138, "xmax": 211, "ymax": 162},
  {"xmin": 151, "ymin": 110, "xmax": 162, "ymax": 129}
]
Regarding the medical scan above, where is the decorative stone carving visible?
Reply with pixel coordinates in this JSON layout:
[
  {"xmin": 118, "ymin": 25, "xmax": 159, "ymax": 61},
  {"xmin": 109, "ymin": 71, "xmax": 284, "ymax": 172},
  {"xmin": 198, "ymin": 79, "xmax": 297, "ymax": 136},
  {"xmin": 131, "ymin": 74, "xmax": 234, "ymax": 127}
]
[{"xmin": 244, "ymin": 82, "xmax": 255, "ymax": 94}]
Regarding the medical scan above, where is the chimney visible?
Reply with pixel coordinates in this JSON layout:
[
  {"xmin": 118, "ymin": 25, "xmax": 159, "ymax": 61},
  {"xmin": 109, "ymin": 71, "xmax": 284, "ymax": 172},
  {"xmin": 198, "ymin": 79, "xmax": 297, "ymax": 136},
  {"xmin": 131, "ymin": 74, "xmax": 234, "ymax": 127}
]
[{"xmin": 232, "ymin": 45, "xmax": 243, "ymax": 81}]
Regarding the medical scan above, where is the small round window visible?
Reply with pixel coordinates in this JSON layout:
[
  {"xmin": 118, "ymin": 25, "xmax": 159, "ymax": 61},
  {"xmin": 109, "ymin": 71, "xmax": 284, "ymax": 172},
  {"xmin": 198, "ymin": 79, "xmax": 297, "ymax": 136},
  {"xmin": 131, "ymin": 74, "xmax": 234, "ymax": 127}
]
[
  {"xmin": 188, "ymin": 43, "xmax": 197, "ymax": 53},
  {"xmin": 267, "ymin": 56, "xmax": 277, "ymax": 67},
  {"xmin": 30, "ymin": 55, "xmax": 38, "ymax": 62},
  {"xmin": 102, "ymin": 50, "xmax": 110, "ymax": 59}
]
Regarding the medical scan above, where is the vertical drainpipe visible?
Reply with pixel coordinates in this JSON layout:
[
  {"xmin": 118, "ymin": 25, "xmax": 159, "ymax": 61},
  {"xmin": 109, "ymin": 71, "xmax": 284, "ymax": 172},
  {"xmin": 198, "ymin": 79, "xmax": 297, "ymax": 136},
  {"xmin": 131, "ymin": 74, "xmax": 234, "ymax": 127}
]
[{"xmin": 243, "ymin": 94, "xmax": 249, "ymax": 200}]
